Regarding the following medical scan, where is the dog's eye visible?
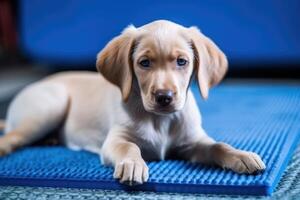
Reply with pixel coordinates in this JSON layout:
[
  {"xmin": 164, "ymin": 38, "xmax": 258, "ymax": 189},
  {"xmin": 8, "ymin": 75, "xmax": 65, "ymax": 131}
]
[
  {"xmin": 177, "ymin": 58, "xmax": 187, "ymax": 66},
  {"xmin": 139, "ymin": 59, "xmax": 150, "ymax": 68}
]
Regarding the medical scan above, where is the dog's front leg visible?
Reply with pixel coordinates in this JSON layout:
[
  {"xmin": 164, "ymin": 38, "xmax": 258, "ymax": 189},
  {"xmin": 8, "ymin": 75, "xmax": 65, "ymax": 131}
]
[
  {"xmin": 101, "ymin": 126, "xmax": 149, "ymax": 185},
  {"xmin": 180, "ymin": 133, "xmax": 266, "ymax": 174}
]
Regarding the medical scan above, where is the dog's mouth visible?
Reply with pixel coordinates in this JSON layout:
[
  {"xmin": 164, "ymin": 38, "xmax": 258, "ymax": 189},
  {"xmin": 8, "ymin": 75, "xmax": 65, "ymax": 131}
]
[{"xmin": 145, "ymin": 105, "xmax": 178, "ymax": 115}]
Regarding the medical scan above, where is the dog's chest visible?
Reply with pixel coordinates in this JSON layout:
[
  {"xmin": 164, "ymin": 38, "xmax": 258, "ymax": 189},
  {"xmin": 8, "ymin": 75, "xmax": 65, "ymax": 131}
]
[{"xmin": 134, "ymin": 117, "xmax": 174, "ymax": 160}]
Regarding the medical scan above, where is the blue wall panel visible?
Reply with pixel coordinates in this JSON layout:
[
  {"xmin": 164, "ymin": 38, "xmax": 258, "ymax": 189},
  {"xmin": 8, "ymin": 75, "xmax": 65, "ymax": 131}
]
[{"xmin": 19, "ymin": 0, "xmax": 300, "ymax": 67}]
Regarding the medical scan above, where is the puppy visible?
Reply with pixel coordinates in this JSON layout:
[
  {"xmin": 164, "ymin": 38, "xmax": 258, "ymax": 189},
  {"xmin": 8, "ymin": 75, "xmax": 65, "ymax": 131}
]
[{"xmin": 0, "ymin": 20, "xmax": 265, "ymax": 185}]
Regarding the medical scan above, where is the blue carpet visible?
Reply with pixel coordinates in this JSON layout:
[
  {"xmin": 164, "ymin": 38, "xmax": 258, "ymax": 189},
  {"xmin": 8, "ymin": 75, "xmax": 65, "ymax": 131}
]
[{"xmin": 0, "ymin": 83, "xmax": 300, "ymax": 196}]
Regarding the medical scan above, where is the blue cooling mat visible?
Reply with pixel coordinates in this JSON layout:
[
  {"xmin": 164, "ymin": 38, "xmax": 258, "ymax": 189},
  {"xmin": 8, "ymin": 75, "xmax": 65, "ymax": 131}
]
[{"xmin": 0, "ymin": 83, "xmax": 300, "ymax": 196}]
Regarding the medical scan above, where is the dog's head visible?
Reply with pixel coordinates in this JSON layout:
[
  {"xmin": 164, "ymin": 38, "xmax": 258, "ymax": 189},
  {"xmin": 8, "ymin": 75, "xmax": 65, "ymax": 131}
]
[{"xmin": 97, "ymin": 20, "xmax": 227, "ymax": 115}]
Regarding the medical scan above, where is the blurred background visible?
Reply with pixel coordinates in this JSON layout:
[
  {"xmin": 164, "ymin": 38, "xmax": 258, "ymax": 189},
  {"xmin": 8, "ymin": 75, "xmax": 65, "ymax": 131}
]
[{"xmin": 0, "ymin": 0, "xmax": 300, "ymax": 118}]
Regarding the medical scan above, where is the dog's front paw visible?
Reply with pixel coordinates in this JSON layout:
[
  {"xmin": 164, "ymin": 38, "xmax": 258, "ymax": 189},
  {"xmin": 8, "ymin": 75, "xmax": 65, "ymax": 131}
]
[
  {"xmin": 222, "ymin": 150, "xmax": 266, "ymax": 174},
  {"xmin": 212, "ymin": 143, "xmax": 266, "ymax": 174},
  {"xmin": 113, "ymin": 158, "xmax": 149, "ymax": 186}
]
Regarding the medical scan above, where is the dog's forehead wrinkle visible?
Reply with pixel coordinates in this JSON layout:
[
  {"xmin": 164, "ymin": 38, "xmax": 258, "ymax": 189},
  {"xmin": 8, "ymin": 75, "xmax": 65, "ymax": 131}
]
[{"xmin": 133, "ymin": 29, "xmax": 192, "ymax": 63}]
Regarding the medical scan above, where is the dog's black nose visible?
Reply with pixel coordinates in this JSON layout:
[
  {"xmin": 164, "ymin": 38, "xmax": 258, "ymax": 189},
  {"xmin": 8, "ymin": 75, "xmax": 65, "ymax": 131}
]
[{"xmin": 155, "ymin": 90, "xmax": 173, "ymax": 107}]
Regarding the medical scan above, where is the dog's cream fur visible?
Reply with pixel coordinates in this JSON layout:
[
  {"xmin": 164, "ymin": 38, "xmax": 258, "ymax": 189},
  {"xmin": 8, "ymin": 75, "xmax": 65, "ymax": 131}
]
[{"xmin": 0, "ymin": 20, "xmax": 265, "ymax": 185}]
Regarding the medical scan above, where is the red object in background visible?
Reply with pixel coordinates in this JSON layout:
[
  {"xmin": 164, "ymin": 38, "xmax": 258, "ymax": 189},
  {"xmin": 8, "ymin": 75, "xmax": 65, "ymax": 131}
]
[{"xmin": 0, "ymin": 0, "xmax": 17, "ymax": 51}]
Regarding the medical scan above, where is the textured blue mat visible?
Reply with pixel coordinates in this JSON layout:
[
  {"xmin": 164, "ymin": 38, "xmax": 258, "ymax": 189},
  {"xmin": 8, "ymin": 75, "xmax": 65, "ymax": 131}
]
[{"xmin": 0, "ymin": 83, "xmax": 300, "ymax": 196}]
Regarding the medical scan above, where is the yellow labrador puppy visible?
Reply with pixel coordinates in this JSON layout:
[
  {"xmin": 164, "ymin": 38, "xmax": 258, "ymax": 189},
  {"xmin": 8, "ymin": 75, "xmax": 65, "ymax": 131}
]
[{"xmin": 0, "ymin": 20, "xmax": 265, "ymax": 185}]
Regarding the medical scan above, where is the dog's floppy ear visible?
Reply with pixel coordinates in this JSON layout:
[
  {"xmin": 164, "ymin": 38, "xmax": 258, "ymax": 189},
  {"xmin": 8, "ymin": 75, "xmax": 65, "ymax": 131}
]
[
  {"xmin": 96, "ymin": 25, "xmax": 137, "ymax": 101},
  {"xmin": 188, "ymin": 27, "xmax": 228, "ymax": 99}
]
